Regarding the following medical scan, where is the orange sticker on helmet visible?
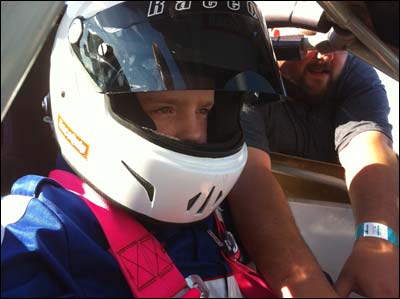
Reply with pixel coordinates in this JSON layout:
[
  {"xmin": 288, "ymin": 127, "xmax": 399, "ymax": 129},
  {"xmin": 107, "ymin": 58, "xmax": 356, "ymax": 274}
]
[{"xmin": 57, "ymin": 115, "xmax": 89, "ymax": 159}]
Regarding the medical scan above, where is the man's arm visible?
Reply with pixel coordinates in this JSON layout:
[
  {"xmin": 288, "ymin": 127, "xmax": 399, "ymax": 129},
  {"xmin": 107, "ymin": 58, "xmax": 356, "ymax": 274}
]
[
  {"xmin": 336, "ymin": 130, "xmax": 399, "ymax": 298},
  {"xmin": 229, "ymin": 147, "xmax": 338, "ymax": 297}
]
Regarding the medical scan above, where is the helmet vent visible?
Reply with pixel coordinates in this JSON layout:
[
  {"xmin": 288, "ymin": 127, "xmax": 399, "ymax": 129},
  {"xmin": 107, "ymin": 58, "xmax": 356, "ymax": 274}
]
[
  {"xmin": 212, "ymin": 190, "xmax": 224, "ymax": 208},
  {"xmin": 122, "ymin": 160, "xmax": 154, "ymax": 202},
  {"xmin": 196, "ymin": 186, "xmax": 215, "ymax": 214},
  {"xmin": 187, "ymin": 192, "xmax": 202, "ymax": 211}
]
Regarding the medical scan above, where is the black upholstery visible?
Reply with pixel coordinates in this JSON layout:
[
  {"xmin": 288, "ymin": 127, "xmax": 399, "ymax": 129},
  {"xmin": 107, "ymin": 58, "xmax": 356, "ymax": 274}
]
[{"xmin": 1, "ymin": 28, "xmax": 59, "ymax": 195}]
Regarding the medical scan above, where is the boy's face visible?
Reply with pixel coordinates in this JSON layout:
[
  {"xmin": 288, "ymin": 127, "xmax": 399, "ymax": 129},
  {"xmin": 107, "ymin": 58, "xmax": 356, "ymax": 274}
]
[{"xmin": 137, "ymin": 90, "xmax": 214, "ymax": 144}]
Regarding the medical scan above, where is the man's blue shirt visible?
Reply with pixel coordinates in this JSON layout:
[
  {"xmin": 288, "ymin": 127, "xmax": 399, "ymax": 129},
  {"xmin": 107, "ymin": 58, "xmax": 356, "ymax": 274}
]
[{"xmin": 241, "ymin": 54, "xmax": 393, "ymax": 163}]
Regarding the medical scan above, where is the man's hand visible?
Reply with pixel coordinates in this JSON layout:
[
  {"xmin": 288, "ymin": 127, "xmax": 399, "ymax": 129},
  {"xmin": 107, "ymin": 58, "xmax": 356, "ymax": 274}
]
[
  {"xmin": 338, "ymin": 131, "xmax": 399, "ymax": 298},
  {"xmin": 335, "ymin": 237, "xmax": 399, "ymax": 297}
]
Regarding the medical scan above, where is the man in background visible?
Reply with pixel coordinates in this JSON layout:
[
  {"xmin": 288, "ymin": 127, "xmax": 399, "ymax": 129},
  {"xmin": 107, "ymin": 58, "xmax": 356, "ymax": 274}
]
[{"xmin": 234, "ymin": 27, "xmax": 398, "ymax": 297}]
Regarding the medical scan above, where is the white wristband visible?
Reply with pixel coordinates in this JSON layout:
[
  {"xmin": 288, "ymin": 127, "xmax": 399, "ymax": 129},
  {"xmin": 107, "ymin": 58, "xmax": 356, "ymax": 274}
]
[{"xmin": 356, "ymin": 222, "xmax": 398, "ymax": 247}]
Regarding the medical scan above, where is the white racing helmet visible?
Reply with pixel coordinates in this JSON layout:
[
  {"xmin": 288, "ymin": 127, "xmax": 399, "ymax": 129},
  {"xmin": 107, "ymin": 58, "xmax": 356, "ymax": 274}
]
[{"xmin": 50, "ymin": 1, "xmax": 283, "ymax": 223}]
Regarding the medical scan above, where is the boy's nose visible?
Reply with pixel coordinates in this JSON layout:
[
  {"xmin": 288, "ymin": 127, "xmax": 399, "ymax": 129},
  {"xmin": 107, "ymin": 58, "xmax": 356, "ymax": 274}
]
[{"xmin": 176, "ymin": 116, "xmax": 206, "ymax": 144}]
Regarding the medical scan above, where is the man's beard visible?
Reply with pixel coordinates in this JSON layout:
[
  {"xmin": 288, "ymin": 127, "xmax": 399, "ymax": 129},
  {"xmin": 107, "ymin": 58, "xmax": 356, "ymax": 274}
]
[{"xmin": 284, "ymin": 77, "xmax": 334, "ymax": 105}]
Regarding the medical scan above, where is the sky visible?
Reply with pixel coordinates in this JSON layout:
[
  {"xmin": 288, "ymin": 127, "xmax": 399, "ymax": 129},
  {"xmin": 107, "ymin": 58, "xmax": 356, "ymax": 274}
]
[{"xmin": 256, "ymin": 1, "xmax": 399, "ymax": 154}]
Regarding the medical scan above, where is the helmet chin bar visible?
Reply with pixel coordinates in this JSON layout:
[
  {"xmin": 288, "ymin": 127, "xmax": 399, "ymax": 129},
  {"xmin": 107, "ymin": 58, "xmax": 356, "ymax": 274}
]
[
  {"xmin": 95, "ymin": 135, "xmax": 248, "ymax": 224},
  {"xmin": 122, "ymin": 159, "xmax": 225, "ymax": 222}
]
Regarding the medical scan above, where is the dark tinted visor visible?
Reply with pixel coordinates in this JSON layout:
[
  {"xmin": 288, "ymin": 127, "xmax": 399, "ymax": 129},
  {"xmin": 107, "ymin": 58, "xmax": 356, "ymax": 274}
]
[{"xmin": 70, "ymin": 1, "xmax": 283, "ymax": 94}]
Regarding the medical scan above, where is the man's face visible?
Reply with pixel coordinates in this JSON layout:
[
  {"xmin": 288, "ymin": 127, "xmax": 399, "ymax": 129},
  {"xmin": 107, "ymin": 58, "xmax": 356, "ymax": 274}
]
[
  {"xmin": 137, "ymin": 90, "xmax": 214, "ymax": 144},
  {"xmin": 278, "ymin": 50, "xmax": 348, "ymax": 98}
]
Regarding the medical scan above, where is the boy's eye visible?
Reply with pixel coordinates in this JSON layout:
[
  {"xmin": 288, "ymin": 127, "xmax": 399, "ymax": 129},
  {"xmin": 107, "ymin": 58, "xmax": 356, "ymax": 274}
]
[
  {"xmin": 154, "ymin": 107, "xmax": 174, "ymax": 114},
  {"xmin": 198, "ymin": 107, "xmax": 211, "ymax": 115}
]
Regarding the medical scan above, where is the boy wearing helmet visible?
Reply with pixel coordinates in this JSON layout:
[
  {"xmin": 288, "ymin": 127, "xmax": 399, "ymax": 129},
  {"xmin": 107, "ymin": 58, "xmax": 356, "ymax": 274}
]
[{"xmin": 1, "ymin": 1, "xmax": 339, "ymax": 297}]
